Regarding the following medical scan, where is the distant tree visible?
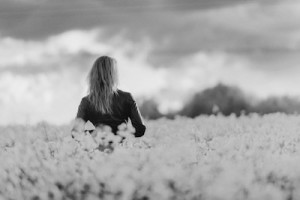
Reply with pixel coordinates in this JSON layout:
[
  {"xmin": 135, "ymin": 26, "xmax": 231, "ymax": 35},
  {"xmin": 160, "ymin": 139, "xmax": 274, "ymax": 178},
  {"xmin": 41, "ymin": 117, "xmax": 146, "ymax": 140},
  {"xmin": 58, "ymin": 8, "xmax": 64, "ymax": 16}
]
[
  {"xmin": 180, "ymin": 83, "xmax": 251, "ymax": 117},
  {"xmin": 138, "ymin": 84, "xmax": 300, "ymax": 119},
  {"xmin": 255, "ymin": 96, "xmax": 300, "ymax": 114},
  {"xmin": 139, "ymin": 99, "xmax": 163, "ymax": 120}
]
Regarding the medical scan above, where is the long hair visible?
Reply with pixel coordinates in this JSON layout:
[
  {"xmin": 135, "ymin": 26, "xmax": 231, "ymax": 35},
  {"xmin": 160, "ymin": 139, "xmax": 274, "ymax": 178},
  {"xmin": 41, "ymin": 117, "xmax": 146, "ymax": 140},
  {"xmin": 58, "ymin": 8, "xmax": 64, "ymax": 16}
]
[{"xmin": 88, "ymin": 56, "xmax": 118, "ymax": 114}]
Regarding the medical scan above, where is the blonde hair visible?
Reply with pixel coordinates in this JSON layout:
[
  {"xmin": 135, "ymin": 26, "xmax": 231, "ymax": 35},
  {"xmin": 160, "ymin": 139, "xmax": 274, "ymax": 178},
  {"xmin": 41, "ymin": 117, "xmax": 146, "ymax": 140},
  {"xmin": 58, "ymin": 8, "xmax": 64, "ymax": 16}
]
[{"xmin": 88, "ymin": 56, "xmax": 118, "ymax": 114}]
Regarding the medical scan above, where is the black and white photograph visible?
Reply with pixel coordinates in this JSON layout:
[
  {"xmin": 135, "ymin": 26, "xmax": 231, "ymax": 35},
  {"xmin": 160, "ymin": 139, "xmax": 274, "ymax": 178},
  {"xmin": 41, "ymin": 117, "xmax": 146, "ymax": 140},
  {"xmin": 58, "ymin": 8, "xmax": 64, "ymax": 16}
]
[{"xmin": 1, "ymin": 0, "xmax": 300, "ymax": 199}]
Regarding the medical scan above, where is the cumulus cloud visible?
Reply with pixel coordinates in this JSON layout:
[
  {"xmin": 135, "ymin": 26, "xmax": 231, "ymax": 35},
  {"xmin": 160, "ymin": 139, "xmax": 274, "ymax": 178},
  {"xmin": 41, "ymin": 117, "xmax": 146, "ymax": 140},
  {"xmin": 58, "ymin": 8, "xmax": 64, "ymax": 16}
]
[
  {"xmin": 0, "ymin": 0, "xmax": 289, "ymax": 50},
  {"xmin": 0, "ymin": 72, "xmax": 82, "ymax": 124},
  {"xmin": 1, "ymin": 0, "xmax": 299, "ymax": 72},
  {"xmin": 0, "ymin": 29, "xmax": 108, "ymax": 68}
]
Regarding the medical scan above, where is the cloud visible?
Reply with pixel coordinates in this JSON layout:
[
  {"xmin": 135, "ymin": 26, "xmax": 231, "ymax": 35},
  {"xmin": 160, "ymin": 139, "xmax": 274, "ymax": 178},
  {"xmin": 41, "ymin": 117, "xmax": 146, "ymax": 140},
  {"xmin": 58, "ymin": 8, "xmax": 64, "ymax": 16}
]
[
  {"xmin": 1, "ymin": 0, "xmax": 299, "ymax": 71},
  {"xmin": 0, "ymin": 72, "xmax": 82, "ymax": 124},
  {"xmin": 0, "ymin": 29, "xmax": 107, "ymax": 69},
  {"xmin": 0, "ymin": 0, "xmax": 281, "ymax": 42},
  {"xmin": 148, "ymin": 0, "xmax": 300, "ymax": 66}
]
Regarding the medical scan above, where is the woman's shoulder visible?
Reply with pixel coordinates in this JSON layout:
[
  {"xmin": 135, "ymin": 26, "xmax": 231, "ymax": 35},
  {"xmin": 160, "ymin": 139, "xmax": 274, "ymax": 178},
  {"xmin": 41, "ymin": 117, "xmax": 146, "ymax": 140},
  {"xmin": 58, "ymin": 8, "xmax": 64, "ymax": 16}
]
[
  {"xmin": 115, "ymin": 89, "xmax": 136, "ymax": 104},
  {"xmin": 81, "ymin": 95, "xmax": 89, "ymax": 101},
  {"xmin": 79, "ymin": 96, "xmax": 91, "ymax": 105},
  {"xmin": 116, "ymin": 89, "xmax": 133, "ymax": 98}
]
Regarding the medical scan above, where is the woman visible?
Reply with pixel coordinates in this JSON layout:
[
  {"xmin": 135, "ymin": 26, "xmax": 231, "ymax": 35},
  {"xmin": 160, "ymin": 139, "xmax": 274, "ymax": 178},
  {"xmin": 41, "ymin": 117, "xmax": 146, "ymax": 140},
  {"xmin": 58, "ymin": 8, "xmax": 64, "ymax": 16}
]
[{"xmin": 72, "ymin": 56, "xmax": 146, "ymax": 137}]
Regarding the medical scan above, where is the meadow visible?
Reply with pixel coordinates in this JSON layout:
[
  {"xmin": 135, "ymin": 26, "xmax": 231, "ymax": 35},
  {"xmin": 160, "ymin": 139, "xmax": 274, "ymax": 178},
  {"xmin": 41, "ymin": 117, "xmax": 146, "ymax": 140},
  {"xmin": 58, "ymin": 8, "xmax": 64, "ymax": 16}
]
[{"xmin": 1, "ymin": 114, "xmax": 300, "ymax": 200}]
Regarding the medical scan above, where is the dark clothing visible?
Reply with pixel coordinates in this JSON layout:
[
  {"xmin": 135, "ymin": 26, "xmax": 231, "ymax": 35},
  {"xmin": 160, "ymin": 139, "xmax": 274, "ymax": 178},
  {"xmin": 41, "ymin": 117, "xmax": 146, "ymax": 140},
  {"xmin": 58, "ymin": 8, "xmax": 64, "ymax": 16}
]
[{"xmin": 76, "ymin": 89, "xmax": 146, "ymax": 137}]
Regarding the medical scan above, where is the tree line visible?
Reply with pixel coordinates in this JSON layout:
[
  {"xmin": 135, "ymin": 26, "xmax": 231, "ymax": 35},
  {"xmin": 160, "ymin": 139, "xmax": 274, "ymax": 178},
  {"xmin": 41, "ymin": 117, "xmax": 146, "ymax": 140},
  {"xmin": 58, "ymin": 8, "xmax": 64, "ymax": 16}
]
[{"xmin": 139, "ymin": 83, "xmax": 300, "ymax": 119}]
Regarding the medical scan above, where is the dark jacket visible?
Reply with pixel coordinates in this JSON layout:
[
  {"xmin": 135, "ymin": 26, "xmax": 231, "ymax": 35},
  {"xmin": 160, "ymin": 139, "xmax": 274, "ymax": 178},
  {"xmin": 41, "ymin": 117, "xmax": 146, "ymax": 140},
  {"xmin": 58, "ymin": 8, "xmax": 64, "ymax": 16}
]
[{"xmin": 76, "ymin": 89, "xmax": 146, "ymax": 137}]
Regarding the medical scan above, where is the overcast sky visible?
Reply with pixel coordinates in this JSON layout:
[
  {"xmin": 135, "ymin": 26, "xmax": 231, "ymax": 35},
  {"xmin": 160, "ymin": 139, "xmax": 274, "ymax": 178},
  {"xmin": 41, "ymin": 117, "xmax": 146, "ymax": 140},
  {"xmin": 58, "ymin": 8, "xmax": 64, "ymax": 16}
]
[{"xmin": 1, "ymin": 0, "xmax": 300, "ymax": 124}]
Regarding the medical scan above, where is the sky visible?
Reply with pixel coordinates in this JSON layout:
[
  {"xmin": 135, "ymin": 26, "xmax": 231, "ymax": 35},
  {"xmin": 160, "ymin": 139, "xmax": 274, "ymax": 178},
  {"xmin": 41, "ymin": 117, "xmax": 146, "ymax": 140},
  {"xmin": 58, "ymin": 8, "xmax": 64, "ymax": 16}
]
[{"xmin": 1, "ymin": 0, "xmax": 300, "ymax": 125}]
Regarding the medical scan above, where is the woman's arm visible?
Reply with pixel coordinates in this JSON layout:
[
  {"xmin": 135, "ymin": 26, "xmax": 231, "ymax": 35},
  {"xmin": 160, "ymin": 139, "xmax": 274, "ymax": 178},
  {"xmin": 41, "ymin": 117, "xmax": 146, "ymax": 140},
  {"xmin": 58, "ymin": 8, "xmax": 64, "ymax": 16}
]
[
  {"xmin": 128, "ymin": 94, "xmax": 146, "ymax": 137},
  {"xmin": 71, "ymin": 118, "xmax": 85, "ymax": 137},
  {"xmin": 71, "ymin": 98, "xmax": 88, "ymax": 137}
]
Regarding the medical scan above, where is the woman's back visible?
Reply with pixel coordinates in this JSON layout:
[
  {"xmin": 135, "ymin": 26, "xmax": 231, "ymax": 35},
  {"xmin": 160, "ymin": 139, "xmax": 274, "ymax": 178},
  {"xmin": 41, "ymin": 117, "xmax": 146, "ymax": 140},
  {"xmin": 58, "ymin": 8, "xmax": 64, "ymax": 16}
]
[{"xmin": 76, "ymin": 89, "xmax": 146, "ymax": 137}]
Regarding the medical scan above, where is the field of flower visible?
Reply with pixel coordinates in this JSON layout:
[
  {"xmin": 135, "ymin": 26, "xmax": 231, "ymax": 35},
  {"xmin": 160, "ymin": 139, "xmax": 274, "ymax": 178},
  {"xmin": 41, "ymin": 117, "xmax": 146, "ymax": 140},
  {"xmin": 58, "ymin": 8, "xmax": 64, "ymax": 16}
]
[{"xmin": 1, "ymin": 114, "xmax": 300, "ymax": 200}]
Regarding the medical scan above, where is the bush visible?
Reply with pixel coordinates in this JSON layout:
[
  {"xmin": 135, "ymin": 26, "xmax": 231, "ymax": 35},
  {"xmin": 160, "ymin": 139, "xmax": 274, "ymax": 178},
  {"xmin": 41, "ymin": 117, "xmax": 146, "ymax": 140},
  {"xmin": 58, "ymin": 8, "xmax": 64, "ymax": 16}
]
[
  {"xmin": 180, "ymin": 84, "xmax": 251, "ymax": 117},
  {"xmin": 255, "ymin": 96, "xmax": 300, "ymax": 114}
]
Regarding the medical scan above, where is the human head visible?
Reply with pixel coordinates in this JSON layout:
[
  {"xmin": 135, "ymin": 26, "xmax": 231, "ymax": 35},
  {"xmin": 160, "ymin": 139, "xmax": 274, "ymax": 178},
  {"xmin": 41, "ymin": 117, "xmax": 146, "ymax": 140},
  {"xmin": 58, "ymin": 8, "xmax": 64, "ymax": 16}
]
[{"xmin": 88, "ymin": 56, "xmax": 118, "ymax": 113}]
